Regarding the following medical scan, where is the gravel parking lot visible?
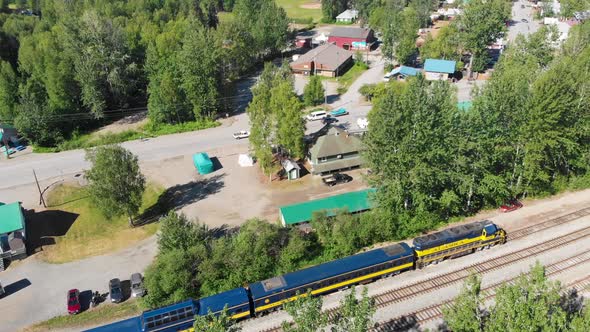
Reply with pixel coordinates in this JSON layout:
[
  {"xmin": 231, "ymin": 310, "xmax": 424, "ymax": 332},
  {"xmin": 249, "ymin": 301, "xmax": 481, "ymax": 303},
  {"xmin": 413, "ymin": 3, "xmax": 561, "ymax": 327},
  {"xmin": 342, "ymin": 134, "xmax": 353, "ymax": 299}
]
[{"xmin": 143, "ymin": 143, "xmax": 369, "ymax": 227}]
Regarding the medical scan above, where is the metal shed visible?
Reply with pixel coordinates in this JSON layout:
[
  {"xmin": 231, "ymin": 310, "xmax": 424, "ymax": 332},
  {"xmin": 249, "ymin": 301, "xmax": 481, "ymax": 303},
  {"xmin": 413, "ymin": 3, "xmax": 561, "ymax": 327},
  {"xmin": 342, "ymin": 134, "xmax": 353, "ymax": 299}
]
[
  {"xmin": 279, "ymin": 188, "xmax": 376, "ymax": 226},
  {"xmin": 192, "ymin": 153, "xmax": 214, "ymax": 175}
]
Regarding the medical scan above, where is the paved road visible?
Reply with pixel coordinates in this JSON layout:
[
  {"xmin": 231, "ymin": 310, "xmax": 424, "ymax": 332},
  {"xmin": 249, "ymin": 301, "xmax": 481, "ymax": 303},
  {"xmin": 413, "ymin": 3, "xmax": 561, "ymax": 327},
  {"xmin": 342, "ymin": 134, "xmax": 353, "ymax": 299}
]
[
  {"xmin": 305, "ymin": 57, "xmax": 384, "ymax": 134},
  {"xmin": 0, "ymin": 236, "xmax": 157, "ymax": 332},
  {"xmin": 507, "ymin": 0, "xmax": 540, "ymax": 42}
]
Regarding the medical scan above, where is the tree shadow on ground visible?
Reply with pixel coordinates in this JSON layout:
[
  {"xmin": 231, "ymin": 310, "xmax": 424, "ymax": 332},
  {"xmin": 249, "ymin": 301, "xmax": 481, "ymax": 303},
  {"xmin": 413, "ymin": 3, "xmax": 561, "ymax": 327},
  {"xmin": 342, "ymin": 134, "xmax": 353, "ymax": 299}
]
[
  {"xmin": 24, "ymin": 209, "xmax": 79, "ymax": 255},
  {"xmin": 134, "ymin": 174, "xmax": 226, "ymax": 226},
  {"xmin": 373, "ymin": 314, "xmax": 423, "ymax": 331},
  {"xmin": 2, "ymin": 278, "xmax": 31, "ymax": 298},
  {"xmin": 326, "ymin": 94, "xmax": 340, "ymax": 104}
]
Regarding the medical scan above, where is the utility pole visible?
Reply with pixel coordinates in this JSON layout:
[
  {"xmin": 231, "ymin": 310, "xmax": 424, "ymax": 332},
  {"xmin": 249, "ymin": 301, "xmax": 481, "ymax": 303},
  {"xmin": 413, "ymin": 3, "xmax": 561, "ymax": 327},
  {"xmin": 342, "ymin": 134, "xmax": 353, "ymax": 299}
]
[
  {"xmin": 33, "ymin": 169, "xmax": 46, "ymax": 208},
  {"xmin": 324, "ymin": 80, "xmax": 328, "ymax": 104}
]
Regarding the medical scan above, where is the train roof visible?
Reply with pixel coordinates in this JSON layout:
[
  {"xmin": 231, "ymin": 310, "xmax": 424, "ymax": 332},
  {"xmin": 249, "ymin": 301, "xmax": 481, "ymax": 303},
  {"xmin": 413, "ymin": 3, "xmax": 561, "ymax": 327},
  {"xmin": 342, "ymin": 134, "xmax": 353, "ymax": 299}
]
[
  {"xmin": 83, "ymin": 317, "xmax": 141, "ymax": 332},
  {"xmin": 413, "ymin": 220, "xmax": 495, "ymax": 251},
  {"xmin": 139, "ymin": 299, "xmax": 197, "ymax": 331},
  {"xmin": 249, "ymin": 243, "xmax": 413, "ymax": 299},
  {"xmin": 198, "ymin": 287, "xmax": 250, "ymax": 315}
]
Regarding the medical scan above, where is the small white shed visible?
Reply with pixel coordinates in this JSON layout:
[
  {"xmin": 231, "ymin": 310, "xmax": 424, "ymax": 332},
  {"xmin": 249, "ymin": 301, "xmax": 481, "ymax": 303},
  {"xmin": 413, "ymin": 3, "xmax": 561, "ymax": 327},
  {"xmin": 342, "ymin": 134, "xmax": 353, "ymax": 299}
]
[{"xmin": 281, "ymin": 159, "xmax": 301, "ymax": 180}]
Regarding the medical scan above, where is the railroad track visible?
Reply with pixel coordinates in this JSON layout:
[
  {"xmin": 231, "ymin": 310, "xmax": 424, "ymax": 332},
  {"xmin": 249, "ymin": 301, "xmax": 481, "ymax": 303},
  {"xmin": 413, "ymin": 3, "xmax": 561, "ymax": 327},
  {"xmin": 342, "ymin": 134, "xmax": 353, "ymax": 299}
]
[
  {"xmin": 370, "ymin": 224, "xmax": 590, "ymax": 310},
  {"xmin": 508, "ymin": 206, "xmax": 590, "ymax": 240},
  {"xmin": 257, "ymin": 207, "xmax": 590, "ymax": 332},
  {"xmin": 374, "ymin": 250, "xmax": 590, "ymax": 331}
]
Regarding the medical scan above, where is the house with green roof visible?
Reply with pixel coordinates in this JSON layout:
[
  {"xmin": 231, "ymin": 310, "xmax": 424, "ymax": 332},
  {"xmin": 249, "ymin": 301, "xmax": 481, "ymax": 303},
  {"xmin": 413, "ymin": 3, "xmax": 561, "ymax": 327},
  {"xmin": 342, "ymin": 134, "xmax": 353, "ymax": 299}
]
[
  {"xmin": 0, "ymin": 202, "xmax": 27, "ymax": 271},
  {"xmin": 308, "ymin": 126, "xmax": 364, "ymax": 175},
  {"xmin": 279, "ymin": 188, "xmax": 376, "ymax": 226}
]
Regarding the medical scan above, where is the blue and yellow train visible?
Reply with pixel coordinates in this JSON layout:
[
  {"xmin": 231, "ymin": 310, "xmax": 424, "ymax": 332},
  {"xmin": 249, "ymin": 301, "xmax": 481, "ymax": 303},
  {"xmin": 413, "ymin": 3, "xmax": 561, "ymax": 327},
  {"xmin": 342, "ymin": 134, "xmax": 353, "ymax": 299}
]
[{"xmin": 86, "ymin": 220, "xmax": 506, "ymax": 332}]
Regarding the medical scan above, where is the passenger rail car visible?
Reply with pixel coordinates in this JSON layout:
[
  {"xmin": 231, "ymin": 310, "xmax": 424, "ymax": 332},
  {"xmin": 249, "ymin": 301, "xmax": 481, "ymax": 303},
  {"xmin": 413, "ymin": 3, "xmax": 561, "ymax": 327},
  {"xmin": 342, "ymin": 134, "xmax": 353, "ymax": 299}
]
[
  {"xmin": 413, "ymin": 220, "xmax": 506, "ymax": 268},
  {"xmin": 86, "ymin": 221, "xmax": 505, "ymax": 332},
  {"xmin": 249, "ymin": 243, "xmax": 414, "ymax": 314},
  {"xmin": 85, "ymin": 288, "xmax": 250, "ymax": 332}
]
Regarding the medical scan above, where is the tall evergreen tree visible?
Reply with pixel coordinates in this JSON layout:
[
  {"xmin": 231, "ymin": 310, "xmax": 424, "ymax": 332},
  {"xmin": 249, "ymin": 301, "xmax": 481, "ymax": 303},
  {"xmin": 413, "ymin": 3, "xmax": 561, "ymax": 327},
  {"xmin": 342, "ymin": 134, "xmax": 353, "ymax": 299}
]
[
  {"xmin": 179, "ymin": 21, "xmax": 221, "ymax": 119},
  {"xmin": 271, "ymin": 80, "xmax": 305, "ymax": 158},
  {"xmin": 0, "ymin": 61, "xmax": 17, "ymax": 120},
  {"xmin": 303, "ymin": 75, "xmax": 325, "ymax": 107},
  {"xmin": 247, "ymin": 63, "xmax": 276, "ymax": 175}
]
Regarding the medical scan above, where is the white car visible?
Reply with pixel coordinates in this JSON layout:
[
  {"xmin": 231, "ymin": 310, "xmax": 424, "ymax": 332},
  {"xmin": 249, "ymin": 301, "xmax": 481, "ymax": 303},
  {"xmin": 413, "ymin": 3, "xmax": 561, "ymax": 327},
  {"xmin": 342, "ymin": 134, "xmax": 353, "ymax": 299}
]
[
  {"xmin": 306, "ymin": 110, "xmax": 328, "ymax": 121},
  {"xmin": 233, "ymin": 130, "xmax": 250, "ymax": 139}
]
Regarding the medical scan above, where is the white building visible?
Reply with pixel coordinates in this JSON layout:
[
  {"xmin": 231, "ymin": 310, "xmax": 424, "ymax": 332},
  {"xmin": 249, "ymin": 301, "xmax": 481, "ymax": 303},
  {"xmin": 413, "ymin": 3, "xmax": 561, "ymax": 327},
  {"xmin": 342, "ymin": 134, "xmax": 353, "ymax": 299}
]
[{"xmin": 336, "ymin": 9, "xmax": 359, "ymax": 23}]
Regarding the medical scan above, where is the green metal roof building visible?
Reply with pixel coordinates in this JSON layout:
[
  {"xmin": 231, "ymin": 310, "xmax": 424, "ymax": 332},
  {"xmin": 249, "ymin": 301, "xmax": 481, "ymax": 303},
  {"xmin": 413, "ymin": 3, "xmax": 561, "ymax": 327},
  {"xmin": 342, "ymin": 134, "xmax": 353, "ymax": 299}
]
[
  {"xmin": 0, "ymin": 202, "xmax": 25, "ymax": 235},
  {"xmin": 0, "ymin": 202, "xmax": 26, "ymax": 271},
  {"xmin": 279, "ymin": 188, "xmax": 376, "ymax": 226}
]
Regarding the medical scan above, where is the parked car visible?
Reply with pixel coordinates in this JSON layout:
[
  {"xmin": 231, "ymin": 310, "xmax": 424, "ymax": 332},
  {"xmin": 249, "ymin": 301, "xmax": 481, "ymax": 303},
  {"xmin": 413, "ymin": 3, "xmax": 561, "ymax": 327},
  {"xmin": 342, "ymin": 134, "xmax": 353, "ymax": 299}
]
[
  {"xmin": 322, "ymin": 173, "xmax": 353, "ymax": 186},
  {"xmin": 322, "ymin": 116, "xmax": 338, "ymax": 125},
  {"xmin": 67, "ymin": 289, "xmax": 81, "ymax": 314},
  {"xmin": 306, "ymin": 110, "xmax": 328, "ymax": 121},
  {"xmin": 233, "ymin": 130, "xmax": 250, "ymax": 139},
  {"xmin": 109, "ymin": 278, "xmax": 123, "ymax": 303},
  {"xmin": 130, "ymin": 273, "xmax": 146, "ymax": 298},
  {"xmin": 329, "ymin": 108, "xmax": 349, "ymax": 117},
  {"xmin": 500, "ymin": 200, "xmax": 523, "ymax": 213}
]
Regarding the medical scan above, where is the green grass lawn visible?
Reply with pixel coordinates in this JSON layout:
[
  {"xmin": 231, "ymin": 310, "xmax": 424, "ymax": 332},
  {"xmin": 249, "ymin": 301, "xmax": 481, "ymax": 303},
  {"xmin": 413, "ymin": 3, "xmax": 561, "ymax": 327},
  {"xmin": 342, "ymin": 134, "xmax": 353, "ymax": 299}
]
[
  {"xmin": 276, "ymin": 0, "xmax": 322, "ymax": 22},
  {"xmin": 23, "ymin": 301, "xmax": 143, "ymax": 332},
  {"xmin": 336, "ymin": 62, "xmax": 369, "ymax": 93},
  {"xmin": 37, "ymin": 183, "xmax": 163, "ymax": 263}
]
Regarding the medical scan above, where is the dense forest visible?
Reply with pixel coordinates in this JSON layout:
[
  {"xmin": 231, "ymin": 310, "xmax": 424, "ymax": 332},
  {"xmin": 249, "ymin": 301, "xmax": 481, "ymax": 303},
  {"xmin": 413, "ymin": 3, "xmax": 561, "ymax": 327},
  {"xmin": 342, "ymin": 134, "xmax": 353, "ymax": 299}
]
[
  {"xmin": 365, "ymin": 22, "xmax": 590, "ymax": 238},
  {"xmin": 0, "ymin": 0, "xmax": 289, "ymax": 147}
]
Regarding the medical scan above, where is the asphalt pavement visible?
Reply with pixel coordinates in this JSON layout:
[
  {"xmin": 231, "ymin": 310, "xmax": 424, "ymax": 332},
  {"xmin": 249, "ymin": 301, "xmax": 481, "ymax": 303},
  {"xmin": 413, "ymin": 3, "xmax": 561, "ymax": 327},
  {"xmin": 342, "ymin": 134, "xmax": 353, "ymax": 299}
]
[{"xmin": 507, "ymin": 0, "xmax": 540, "ymax": 42}]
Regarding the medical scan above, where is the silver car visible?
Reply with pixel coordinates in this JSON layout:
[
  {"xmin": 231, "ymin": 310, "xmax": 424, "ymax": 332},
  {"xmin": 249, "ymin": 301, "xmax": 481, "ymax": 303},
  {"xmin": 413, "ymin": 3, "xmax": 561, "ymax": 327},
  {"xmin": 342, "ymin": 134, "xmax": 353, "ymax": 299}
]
[{"xmin": 130, "ymin": 273, "xmax": 145, "ymax": 298}]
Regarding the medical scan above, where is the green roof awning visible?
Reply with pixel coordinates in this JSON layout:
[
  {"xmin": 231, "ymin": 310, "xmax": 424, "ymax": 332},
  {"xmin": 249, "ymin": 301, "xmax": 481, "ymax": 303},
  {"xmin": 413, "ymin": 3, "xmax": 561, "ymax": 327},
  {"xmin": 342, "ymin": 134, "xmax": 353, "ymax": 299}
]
[
  {"xmin": 279, "ymin": 189, "xmax": 376, "ymax": 225},
  {"xmin": 0, "ymin": 202, "xmax": 25, "ymax": 234}
]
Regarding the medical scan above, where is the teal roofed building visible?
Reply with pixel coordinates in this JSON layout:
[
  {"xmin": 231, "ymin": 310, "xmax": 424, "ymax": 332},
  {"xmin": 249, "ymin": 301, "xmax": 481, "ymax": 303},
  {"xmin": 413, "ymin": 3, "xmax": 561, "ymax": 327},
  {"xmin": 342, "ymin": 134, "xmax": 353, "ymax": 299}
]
[
  {"xmin": 0, "ymin": 202, "xmax": 27, "ymax": 271},
  {"xmin": 424, "ymin": 59, "xmax": 456, "ymax": 81},
  {"xmin": 279, "ymin": 188, "xmax": 376, "ymax": 226},
  {"xmin": 385, "ymin": 66, "xmax": 420, "ymax": 81}
]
